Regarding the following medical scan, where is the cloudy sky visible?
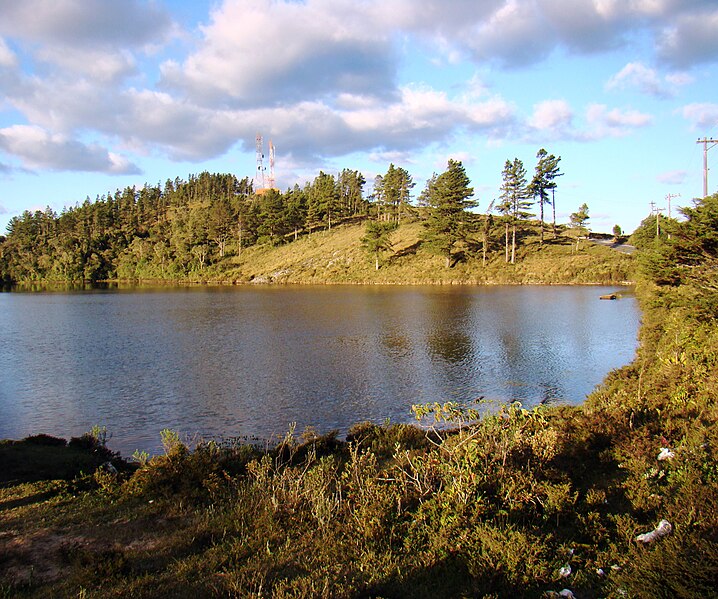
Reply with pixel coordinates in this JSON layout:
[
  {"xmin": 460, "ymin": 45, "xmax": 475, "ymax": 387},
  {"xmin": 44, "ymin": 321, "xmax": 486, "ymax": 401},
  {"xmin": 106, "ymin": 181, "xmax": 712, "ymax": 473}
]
[{"xmin": 1, "ymin": 0, "xmax": 717, "ymax": 234}]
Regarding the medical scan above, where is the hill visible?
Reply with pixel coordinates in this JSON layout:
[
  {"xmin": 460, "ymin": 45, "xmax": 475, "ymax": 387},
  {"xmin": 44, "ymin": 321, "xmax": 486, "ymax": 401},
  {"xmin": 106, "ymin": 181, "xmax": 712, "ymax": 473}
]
[
  {"xmin": 207, "ymin": 220, "xmax": 634, "ymax": 285},
  {"xmin": 0, "ymin": 169, "xmax": 632, "ymax": 286}
]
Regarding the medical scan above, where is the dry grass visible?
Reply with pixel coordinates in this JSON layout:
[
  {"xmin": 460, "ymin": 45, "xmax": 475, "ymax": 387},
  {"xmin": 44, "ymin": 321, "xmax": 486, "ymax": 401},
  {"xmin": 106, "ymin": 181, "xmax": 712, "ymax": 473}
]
[{"xmin": 203, "ymin": 220, "xmax": 634, "ymax": 286}]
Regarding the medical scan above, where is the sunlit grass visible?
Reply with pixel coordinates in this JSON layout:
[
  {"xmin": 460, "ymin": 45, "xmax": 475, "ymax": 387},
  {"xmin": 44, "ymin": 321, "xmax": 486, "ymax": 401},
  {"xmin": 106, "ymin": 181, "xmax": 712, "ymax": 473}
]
[{"xmin": 206, "ymin": 219, "xmax": 634, "ymax": 285}]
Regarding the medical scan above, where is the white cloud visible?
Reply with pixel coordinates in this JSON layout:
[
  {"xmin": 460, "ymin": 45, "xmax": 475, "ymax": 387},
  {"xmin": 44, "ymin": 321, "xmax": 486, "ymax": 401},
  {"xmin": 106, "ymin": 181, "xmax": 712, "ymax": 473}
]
[
  {"xmin": 585, "ymin": 104, "xmax": 653, "ymax": 138},
  {"xmin": 528, "ymin": 99, "xmax": 574, "ymax": 132},
  {"xmin": 0, "ymin": 37, "xmax": 17, "ymax": 68},
  {"xmin": 0, "ymin": 0, "xmax": 174, "ymax": 83},
  {"xmin": 525, "ymin": 101, "xmax": 653, "ymax": 142},
  {"xmin": 681, "ymin": 103, "xmax": 718, "ymax": 130},
  {"xmin": 0, "ymin": 0, "xmax": 173, "ymax": 48},
  {"xmin": 342, "ymin": 85, "xmax": 514, "ymax": 148},
  {"xmin": 657, "ymin": 170, "xmax": 687, "ymax": 185},
  {"xmin": 658, "ymin": 8, "xmax": 718, "ymax": 68},
  {"xmin": 410, "ymin": 0, "xmax": 718, "ymax": 68},
  {"xmin": 0, "ymin": 125, "xmax": 140, "ymax": 174},
  {"xmin": 460, "ymin": 0, "xmax": 549, "ymax": 66},
  {"xmin": 35, "ymin": 47, "xmax": 137, "ymax": 83},
  {"xmin": 606, "ymin": 62, "xmax": 695, "ymax": 98},
  {"xmin": 0, "ymin": 0, "xmax": 715, "ymax": 176},
  {"xmin": 606, "ymin": 62, "xmax": 673, "ymax": 97},
  {"xmin": 666, "ymin": 72, "xmax": 694, "ymax": 87},
  {"xmin": 161, "ymin": 0, "xmax": 396, "ymax": 107}
]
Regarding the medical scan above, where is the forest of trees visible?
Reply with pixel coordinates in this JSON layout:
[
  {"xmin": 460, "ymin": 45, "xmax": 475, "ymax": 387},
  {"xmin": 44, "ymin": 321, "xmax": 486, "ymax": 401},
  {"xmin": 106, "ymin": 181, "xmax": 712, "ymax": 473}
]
[{"xmin": 0, "ymin": 150, "xmax": 574, "ymax": 283}]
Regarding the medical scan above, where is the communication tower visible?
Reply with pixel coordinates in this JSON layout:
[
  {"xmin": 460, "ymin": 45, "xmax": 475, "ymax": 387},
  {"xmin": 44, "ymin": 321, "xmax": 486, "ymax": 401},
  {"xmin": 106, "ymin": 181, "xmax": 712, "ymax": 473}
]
[
  {"xmin": 255, "ymin": 134, "xmax": 266, "ymax": 190},
  {"xmin": 254, "ymin": 134, "xmax": 277, "ymax": 193},
  {"xmin": 267, "ymin": 140, "xmax": 276, "ymax": 189}
]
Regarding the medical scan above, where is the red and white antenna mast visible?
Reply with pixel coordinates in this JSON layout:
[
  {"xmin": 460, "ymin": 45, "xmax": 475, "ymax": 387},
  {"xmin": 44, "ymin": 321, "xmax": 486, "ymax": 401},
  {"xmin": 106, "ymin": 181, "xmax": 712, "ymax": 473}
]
[{"xmin": 267, "ymin": 140, "xmax": 276, "ymax": 189}]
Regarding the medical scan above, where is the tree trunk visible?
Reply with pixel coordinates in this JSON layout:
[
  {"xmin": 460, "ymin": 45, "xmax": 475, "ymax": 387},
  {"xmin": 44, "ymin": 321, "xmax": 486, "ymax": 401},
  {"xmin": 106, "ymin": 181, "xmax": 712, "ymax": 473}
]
[
  {"xmin": 237, "ymin": 221, "xmax": 243, "ymax": 257},
  {"xmin": 540, "ymin": 197, "xmax": 544, "ymax": 245},
  {"xmin": 552, "ymin": 189, "xmax": 557, "ymax": 239},
  {"xmin": 511, "ymin": 223, "xmax": 516, "ymax": 264},
  {"xmin": 504, "ymin": 222, "xmax": 509, "ymax": 263},
  {"xmin": 375, "ymin": 253, "xmax": 380, "ymax": 270}
]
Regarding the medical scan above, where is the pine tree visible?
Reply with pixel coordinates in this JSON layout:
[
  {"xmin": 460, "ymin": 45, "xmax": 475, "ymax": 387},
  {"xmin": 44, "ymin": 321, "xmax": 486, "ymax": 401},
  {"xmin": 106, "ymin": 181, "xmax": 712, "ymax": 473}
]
[
  {"xmin": 422, "ymin": 159, "xmax": 476, "ymax": 268},
  {"xmin": 529, "ymin": 149, "xmax": 562, "ymax": 244},
  {"xmin": 382, "ymin": 164, "xmax": 415, "ymax": 224},
  {"xmin": 569, "ymin": 203, "xmax": 590, "ymax": 250},
  {"xmin": 361, "ymin": 220, "xmax": 398, "ymax": 270},
  {"xmin": 498, "ymin": 158, "xmax": 532, "ymax": 264}
]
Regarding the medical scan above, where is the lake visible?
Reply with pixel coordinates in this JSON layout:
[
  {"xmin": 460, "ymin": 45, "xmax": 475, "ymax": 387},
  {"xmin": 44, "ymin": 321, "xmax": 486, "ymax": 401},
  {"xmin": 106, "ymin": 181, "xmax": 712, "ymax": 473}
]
[{"xmin": 0, "ymin": 285, "xmax": 640, "ymax": 456}]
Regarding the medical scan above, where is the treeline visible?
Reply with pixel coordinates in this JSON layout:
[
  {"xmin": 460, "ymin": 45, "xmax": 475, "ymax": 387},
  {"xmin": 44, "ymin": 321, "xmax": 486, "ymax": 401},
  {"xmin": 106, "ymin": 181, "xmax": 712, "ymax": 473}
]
[
  {"xmin": 0, "ymin": 165, "xmax": 413, "ymax": 282},
  {"xmin": 0, "ymin": 150, "xmax": 573, "ymax": 283}
]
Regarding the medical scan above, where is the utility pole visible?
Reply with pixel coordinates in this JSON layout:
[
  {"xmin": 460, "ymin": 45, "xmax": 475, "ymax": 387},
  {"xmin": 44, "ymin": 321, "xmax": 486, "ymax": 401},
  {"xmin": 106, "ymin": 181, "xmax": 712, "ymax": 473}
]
[
  {"xmin": 665, "ymin": 193, "xmax": 680, "ymax": 218},
  {"xmin": 650, "ymin": 201, "xmax": 664, "ymax": 238},
  {"xmin": 697, "ymin": 137, "xmax": 718, "ymax": 197}
]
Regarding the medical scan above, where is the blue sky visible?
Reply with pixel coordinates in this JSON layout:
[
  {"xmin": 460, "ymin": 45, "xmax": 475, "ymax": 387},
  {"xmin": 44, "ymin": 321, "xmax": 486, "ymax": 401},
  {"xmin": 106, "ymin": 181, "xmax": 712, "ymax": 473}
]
[{"xmin": 1, "ymin": 0, "xmax": 717, "ymax": 235}]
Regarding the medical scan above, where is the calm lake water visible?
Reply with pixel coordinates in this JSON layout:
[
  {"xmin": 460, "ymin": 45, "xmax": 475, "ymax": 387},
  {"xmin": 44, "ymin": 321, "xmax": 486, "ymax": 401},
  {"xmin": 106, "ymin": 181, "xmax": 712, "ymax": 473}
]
[{"xmin": 0, "ymin": 285, "xmax": 639, "ymax": 456}]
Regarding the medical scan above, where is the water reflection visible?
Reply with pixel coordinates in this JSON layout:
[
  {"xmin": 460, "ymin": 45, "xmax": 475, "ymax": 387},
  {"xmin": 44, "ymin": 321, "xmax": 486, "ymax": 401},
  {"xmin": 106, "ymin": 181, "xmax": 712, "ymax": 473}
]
[{"xmin": 0, "ymin": 285, "xmax": 640, "ymax": 456}]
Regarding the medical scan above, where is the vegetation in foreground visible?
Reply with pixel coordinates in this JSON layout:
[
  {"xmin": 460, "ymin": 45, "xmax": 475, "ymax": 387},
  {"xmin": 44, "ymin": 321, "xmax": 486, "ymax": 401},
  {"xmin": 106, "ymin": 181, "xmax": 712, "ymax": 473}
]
[{"xmin": 2, "ymin": 197, "xmax": 716, "ymax": 598}]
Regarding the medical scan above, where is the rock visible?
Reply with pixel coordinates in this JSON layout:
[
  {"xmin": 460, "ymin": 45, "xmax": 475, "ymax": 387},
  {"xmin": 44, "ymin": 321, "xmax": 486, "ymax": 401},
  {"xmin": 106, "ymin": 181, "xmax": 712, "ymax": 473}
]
[
  {"xmin": 636, "ymin": 519, "xmax": 672, "ymax": 543},
  {"xmin": 658, "ymin": 447, "xmax": 675, "ymax": 461}
]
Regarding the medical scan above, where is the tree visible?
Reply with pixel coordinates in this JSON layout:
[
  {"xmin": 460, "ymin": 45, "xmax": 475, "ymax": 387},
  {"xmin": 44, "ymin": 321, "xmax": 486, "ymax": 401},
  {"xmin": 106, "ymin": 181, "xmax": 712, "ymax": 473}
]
[
  {"xmin": 382, "ymin": 164, "xmax": 415, "ymax": 224},
  {"xmin": 285, "ymin": 184, "xmax": 308, "ymax": 241},
  {"xmin": 640, "ymin": 193, "xmax": 718, "ymax": 305},
  {"xmin": 361, "ymin": 220, "xmax": 398, "ymax": 270},
  {"xmin": 207, "ymin": 197, "xmax": 235, "ymax": 257},
  {"xmin": 569, "ymin": 203, "xmax": 590, "ymax": 250},
  {"xmin": 498, "ymin": 158, "xmax": 532, "ymax": 264},
  {"xmin": 417, "ymin": 173, "xmax": 437, "ymax": 208},
  {"xmin": 481, "ymin": 201, "xmax": 495, "ymax": 267},
  {"xmin": 337, "ymin": 169, "xmax": 367, "ymax": 217},
  {"xmin": 612, "ymin": 224, "xmax": 622, "ymax": 240},
  {"xmin": 529, "ymin": 149, "xmax": 562, "ymax": 244},
  {"xmin": 422, "ymin": 159, "xmax": 476, "ymax": 268},
  {"xmin": 307, "ymin": 172, "xmax": 338, "ymax": 230},
  {"xmin": 256, "ymin": 189, "xmax": 290, "ymax": 244}
]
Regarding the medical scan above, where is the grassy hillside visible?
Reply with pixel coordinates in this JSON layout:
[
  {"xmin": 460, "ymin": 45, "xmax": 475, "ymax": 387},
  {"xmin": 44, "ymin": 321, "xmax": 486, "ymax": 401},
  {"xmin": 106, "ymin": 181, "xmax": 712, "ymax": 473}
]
[{"xmin": 197, "ymin": 220, "xmax": 634, "ymax": 286}]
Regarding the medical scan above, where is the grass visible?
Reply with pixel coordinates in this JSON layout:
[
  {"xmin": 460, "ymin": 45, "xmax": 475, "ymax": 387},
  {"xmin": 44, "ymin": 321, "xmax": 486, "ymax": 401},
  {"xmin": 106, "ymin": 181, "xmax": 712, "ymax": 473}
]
[{"xmin": 165, "ymin": 220, "xmax": 634, "ymax": 286}]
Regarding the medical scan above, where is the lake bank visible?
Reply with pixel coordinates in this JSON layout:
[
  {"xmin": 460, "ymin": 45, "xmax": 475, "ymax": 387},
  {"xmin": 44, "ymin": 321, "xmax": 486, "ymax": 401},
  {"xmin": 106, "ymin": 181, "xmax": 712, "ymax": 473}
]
[
  {"xmin": 0, "ymin": 285, "xmax": 640, "ymax": 457},
  {"xmin": 3, "ymin": 221, "xmax": 636, "ymax": 288},
  {"xmin": 2, "ymin": 273, "xmax": 716, "ymax": 598}
]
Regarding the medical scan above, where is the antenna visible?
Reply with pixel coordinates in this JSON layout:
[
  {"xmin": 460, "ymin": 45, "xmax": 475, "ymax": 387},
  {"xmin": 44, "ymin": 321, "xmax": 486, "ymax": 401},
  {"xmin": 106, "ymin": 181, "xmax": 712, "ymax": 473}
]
[
  {"xmin": 268, "ymin": 140, "xmax": 276, "ymax": 189},
  {"xmin": 255, "ymin": 134, "xmax": 265, "ymax": 191}
]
